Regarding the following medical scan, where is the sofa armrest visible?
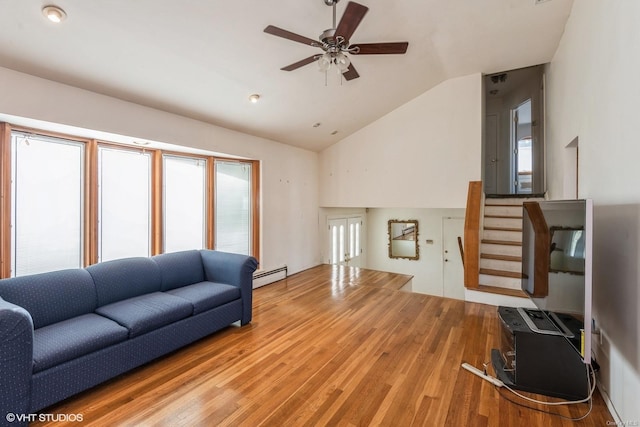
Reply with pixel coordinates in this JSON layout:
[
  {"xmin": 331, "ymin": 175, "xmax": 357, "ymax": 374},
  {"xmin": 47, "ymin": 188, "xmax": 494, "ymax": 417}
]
[
  {"xmin": 0, "ymin": 298, "xmax": 33, "ymax": 425},
  {"xmin": 199, "ymin": 250, "xmax": 258, "ymax": 325}
]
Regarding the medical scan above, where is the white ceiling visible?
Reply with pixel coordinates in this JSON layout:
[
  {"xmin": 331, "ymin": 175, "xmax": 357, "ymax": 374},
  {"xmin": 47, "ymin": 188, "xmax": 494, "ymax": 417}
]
[{"xmin": 0, "ymin": 0, "xmax": 573, "ymax": 152}]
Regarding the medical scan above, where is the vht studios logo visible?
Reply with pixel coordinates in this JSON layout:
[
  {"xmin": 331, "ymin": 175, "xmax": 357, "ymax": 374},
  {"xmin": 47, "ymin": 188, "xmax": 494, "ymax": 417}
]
[{"xmin": 5, "ymin": 413, "xmax": 84, "ymax": 423}]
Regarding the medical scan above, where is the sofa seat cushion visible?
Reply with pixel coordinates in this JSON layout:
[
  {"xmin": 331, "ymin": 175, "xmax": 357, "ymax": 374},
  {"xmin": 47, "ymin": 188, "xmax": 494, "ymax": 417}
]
[
  {"xmin": 33, "ymin": 313, "xmax": 129, "ymax": 373},
  {"xmin": 95, "ymin": 292, "xmax": 193, "ymax": 338},
  {"xmin": 165, "ymin": 282, "xmax": 241, "ymax": 315}
]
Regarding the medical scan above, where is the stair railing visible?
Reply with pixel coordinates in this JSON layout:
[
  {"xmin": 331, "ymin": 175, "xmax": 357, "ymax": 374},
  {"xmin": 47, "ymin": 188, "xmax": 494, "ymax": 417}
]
[{"xmin": 463, "ymin": 181, "xmax": 483, "ymax": 289}]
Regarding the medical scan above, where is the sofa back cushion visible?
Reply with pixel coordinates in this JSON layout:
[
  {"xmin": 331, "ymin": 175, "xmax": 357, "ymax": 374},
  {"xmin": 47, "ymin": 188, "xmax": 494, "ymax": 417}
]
[
  {"xmin": 152, "ymin": 250, "xmax": 205, "ymax": 291},
  {"xmin": 87, "ymin": 257, "xmax": 162, "ymax": 307},
  {"xmin": 0, "ymin": 269, "xmax": 97, "ymax": 329}
]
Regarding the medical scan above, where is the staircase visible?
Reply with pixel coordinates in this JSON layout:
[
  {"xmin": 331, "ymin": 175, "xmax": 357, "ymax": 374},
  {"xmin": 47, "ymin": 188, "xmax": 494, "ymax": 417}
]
[{"xmin": 477, "ymin": 197, "xmax": 543, "ymax": 297}]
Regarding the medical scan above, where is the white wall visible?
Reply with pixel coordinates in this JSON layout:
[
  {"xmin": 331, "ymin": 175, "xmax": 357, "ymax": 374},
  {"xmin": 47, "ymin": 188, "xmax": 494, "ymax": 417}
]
[
  {"xmin": 317, "ymin": 73, "xmax": 481, "ymax": 297},
  {"xmin": 319, "ymin": 73, "xmax": 482, "ymax": 209},
  {"xmin": 0, "ymin": 66, "xmax": 321, "ymax": 275},
  {"xmin": 546, "ymin": 0, "xmax": 640, "ymax": 422},
  {"xmin": 366, "ymin": 208, "xmax": 464, "ymax": 296}
]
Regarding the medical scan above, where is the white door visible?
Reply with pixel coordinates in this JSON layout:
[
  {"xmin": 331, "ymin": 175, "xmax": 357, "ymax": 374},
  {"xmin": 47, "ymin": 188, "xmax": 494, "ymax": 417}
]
[
  {"xmin": 443, "ymin": 217, "xmax": 465, "ymax": 300},
  {"xmin": 328, "ymin": 217, "xmax": 363, "ymax": 267},
  {"xmin": 484, "ymin": 113, "xmax": 499, "ymax": 195}
]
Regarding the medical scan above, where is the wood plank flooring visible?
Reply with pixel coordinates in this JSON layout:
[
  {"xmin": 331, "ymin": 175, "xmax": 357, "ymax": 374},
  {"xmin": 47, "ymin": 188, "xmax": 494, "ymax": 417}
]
[{"xmin": 34, "ymin": 265, "xmax": 612, "ymax": 426}]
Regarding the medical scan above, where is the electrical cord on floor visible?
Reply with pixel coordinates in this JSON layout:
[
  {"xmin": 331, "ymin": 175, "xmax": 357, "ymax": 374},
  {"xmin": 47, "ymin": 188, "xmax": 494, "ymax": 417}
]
[
  {"xmin": 497, "ymin": 387, "xmax": 593, "ymax": 421},
  {"xmin": 496, "ymin": 363, "xmax": 596, "ymax": 421}
]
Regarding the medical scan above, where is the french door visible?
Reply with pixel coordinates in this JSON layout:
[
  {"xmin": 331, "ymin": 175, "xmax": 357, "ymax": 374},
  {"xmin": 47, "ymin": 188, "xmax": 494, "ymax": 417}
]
[{"xmin": 328, "ymin": 217, "xmax": 362, "ymax": 267}]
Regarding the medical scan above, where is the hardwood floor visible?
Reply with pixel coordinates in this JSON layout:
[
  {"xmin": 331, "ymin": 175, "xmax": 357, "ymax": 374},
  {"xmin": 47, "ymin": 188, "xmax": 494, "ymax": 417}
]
[{"xmin": 34, "ymin": 265, "xmax": 612, "ymax": 426}]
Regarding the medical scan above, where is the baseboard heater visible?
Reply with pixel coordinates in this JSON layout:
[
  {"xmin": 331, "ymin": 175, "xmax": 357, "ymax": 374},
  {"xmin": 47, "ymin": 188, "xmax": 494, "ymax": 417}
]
[{"xmin": 252, "ymin": 265, "xmax": 287, "ymax": 289}]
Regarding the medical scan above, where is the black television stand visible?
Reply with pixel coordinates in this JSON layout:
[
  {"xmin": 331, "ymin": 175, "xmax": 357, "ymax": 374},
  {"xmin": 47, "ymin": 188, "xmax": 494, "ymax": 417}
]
[{"xmin": 491, "ymin": 306, "xmax": 589, "ymax": 400}]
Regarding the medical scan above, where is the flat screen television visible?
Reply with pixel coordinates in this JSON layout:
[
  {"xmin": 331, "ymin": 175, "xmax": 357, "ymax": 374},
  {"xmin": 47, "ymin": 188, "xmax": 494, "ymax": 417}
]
[{"xmin": 521, "ymin": 199, "xmax": 593, "ymax": 363}]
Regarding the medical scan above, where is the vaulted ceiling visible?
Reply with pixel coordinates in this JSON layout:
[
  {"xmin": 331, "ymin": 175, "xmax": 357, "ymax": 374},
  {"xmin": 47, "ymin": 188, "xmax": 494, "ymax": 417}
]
[{"xmin": 0, "ymin": 0, "xmax": 573, "ymax": 151}]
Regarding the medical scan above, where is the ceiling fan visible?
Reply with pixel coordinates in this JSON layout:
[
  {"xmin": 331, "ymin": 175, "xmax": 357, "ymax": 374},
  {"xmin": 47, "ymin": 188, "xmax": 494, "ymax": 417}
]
[{"xmin": 264, "ymin": 0, "xmax": 409, "ymax": 81}]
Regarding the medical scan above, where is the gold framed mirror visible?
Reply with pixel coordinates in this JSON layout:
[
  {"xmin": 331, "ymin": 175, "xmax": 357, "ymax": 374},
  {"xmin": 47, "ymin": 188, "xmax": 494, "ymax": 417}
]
[{"xmin": 388, "ymin": 219, "xmax": 419, "ymax": 260}]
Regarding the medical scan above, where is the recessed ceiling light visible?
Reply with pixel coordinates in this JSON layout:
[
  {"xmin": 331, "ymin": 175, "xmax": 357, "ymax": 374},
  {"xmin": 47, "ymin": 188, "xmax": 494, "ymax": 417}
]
[
  {"xmin": 249, "ymin": 94, "xmax": 260, "ymax": 103},
  {"xmin": 312, "ymin": 122, "xmax": 321, "ymax": 128},
  {"xmin": 42, "ymin": 5, "xmax": 67, "ymax": 23},
  {"xmin": 331, "ymin": 130, "xmax": 338, "ymax": 135}
]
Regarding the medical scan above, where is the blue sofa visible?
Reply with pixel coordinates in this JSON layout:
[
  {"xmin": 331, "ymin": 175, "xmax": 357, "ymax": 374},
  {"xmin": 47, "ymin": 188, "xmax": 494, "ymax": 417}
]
[{"xmin": 0, "ymin": 249, "xmax": 258, "ymax": 426}]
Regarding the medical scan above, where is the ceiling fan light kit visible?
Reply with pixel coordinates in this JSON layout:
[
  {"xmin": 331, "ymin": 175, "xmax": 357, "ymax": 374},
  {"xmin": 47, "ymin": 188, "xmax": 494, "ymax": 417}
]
[
  {"xmin": 264, "ymin": 0, "xmax": 408, "ymax": 81},
  {"xmin": 318, "ymin": 52, "xmax": 350, "ymax": 72}
]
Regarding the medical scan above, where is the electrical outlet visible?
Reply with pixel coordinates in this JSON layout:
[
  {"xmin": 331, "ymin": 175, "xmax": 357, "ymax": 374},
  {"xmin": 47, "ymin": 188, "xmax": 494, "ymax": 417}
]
[{"xmin": 591, "ymin": 318, "xmax": 603, "ymax": 345}]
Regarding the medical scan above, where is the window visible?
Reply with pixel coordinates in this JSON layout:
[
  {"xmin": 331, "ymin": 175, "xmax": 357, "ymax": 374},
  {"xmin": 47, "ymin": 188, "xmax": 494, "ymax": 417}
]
[
  {"xmin": 98, "ymin": 146, "xmax": 151, "ymax": 261},
  {"xmin": 349, "ymin": 220, "xmax": 360, "ymax": 259},
  {"xmin": 163, "ymin": 155, "xmax": 207, "ymax": 253},
  {"xmin": 0, "ymin": 124, "xmax": 260, "ymax": 278},
  {"xmin": 10, "ymin": 133, "xmax": 84, "ymax": 276},
  {"xmin": 215, "ymin": 161, "xmax": 252, "ymax": 255}
]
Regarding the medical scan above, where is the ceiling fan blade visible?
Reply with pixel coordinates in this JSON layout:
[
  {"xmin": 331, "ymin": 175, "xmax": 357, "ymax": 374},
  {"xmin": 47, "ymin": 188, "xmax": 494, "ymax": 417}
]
[
  {"xmin": 281, "ymin": 55, "xmax": 319, "ymax": 71},
  {"xmin": 264, "ymin": 25, "xmax": 318, "ymax": 47},
  {"xmin": 342, "ymin": 63, "xmax": 360, "ymax": 81},
  {"xmin": 350, "ymin": 42, "xmax": 409, "ymax": 55},
  {"xmin": 335, "ymin": 2, "xmax": 369, "ymax": 42}
]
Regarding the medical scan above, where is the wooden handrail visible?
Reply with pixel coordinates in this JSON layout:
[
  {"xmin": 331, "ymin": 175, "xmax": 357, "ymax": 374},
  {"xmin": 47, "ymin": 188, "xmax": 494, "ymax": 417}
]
[
  {"xmin": 522, "ymin": 201, "xmax": 550, "ymax": 297},
  {"xmin": 463, "ymin": 181, "xmax": 482, "ymax": 289}
]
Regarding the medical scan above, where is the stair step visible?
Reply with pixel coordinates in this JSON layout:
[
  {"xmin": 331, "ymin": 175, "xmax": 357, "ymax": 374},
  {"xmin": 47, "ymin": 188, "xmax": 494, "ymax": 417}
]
[
  {"xmin": 485, "ymin": 200, "xmax": 527, "ymax": 206},
  {"xmin": 480, "ymin": 257, "xmax": 521, "ymax": 273},
  {"xmin": 479, "ymin": 273, "xmax": 522, "ymax": 289},
  {"xmin": 481, "ymin": 253, "xmax": 522, "ymax": 262},
  {"xmin": 484, "ymin": 203, "xmax": 524, "ymax": 207},
  {"xmin": 484, "ymin": 216, "xmax": 523, "ymax": 229},
  {"xmin": 479, "ymin": 268, "xmax": 522, "ymax": 278},
  {"xmin": 484, "ymin": 205, "xmax": 523, "ymax": 217},
  {"xmin": 485, "ymin": 197, "xmax": 545, "ymax": 206},
  {"xmin": 481, "ymin": 239, "xmax": 522, "ymax": 247},
  {"xmin": 481, "ymin": 243, "xmax": 522, "ymax": 257},
  {"xmin": 476, "ymin": 285, "xmax": 529, "ymax": 298},
  {"xmin": 483, "ymin": 229, "xmax": 522, "ymax": 242},
  {"xmin": 484, "ymin": 226, "xmax": 522, "ymax": 232},
  {"xmin": 484, "ymin": 214, "xmax": 523, "ymax": 219}
]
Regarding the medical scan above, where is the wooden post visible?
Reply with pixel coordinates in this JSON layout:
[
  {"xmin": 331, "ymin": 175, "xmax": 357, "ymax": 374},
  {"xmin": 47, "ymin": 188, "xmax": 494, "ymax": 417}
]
[{"xmin": 463, "ymin": 181, "xmax": 482, "ymax": 289}]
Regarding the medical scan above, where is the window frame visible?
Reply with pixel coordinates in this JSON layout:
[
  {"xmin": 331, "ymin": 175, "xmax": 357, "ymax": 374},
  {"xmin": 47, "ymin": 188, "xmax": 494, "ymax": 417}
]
[
  {"xmin": 161, "ymin": 152, "xmax": 209, "ymax": 253},
  {"xmin": 96, "ymin": 142, "xmax": 154, "ymax": 262},
  {"xmin": 10, "ymin": 131, "xmax": 87, "ymax": 276},
  {"xmin": 214, "ymin": 158, "xmax": 255, "ymax": 256}
]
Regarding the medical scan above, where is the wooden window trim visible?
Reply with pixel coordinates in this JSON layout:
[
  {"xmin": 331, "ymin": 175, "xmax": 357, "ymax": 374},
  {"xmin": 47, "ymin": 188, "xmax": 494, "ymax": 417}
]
[
  {"xmin": 251, "ymin": 160, "xmax": 261, "ymax": 262},
  {"xmin": 0, "ymin": 123, "xmax": 11, "ymax": 278},
  {"xmin": 207, "ymin": 158, "xmax": 215, "ymax": 250},
  {"xmin": 152, "ymin": 150, "xmax": 163, "ymax": 255},
  {"xmin": 85, "ymin": 140, "xmax": 98, "ymax": 266}
]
